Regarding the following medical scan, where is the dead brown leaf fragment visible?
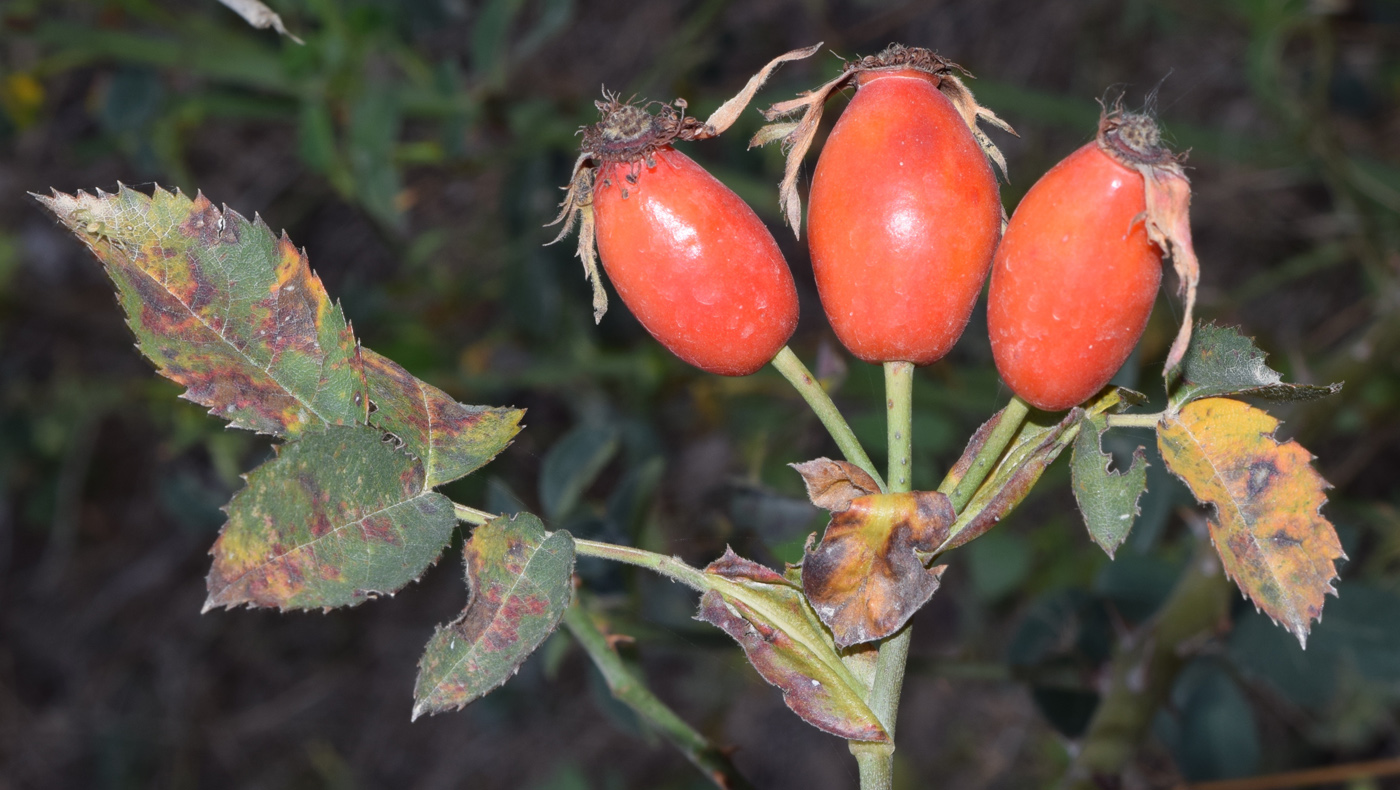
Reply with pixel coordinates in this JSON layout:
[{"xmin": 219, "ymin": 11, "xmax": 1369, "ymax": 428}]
[
  {"xmin": 1157, "ymin": 398, "xmax": 1344, "ymax": 648},
  {"xmin": 790, "ymin": 458, "xmax": 882, "ymax": 511},
  {"xmin": 800, "ymin": 490, "xmax": 954, "ymax": 647}
]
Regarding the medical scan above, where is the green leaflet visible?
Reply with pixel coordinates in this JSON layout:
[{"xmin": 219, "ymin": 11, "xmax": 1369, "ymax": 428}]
[
  {"xmin": 206, "ymin": 425, "xmax": 456, "ymax": 611},
  {"xmin": 1071, "ymin": 414, "xmax": 1148, "ymax": 559},
  {"xmin": 1170, "ymin": 322, "xmax": 1341, "ymax": 411},
  {"xmin": 35, "ymin": 186, "xmax": 366, "ymax": 437},
  {"xmin": 697, "ymin": 550, "xmax": 889, "ymax": 742},
  {"xmin": 362, "ymin": 349, "xmax": 524, "ymax": 489},
  {"xmin": 413, "ymin": 513, "xmax": 576, "ymax": 718},
  {"xmin": 935, "ymin": 387, "xmax": 1148, "ymax": 555}
]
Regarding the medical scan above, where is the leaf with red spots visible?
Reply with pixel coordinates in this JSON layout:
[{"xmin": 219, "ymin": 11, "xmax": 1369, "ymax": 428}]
[
  {"xmin": 34, "ymin": 185, "xmax": 366, "ymax": 437},
  {"xmin": 697, "ymin": 549, "xmax": 888, "ymax": 742},
  {"xmin": 790, "ymin": 458, "xmax": 953, "ymax": 647},
  {"xmin": 1157, "ymin": 398, "xmax": 1344, "ymax": 647},
  {"xmin": 205, "ymin": 425, "xmax": 457, "ymax": 611},
  {"xmin": 361, "ymin": 349, "xmax": 524, "ymax": 489},
  {"xmin": 413, "ymin": 513, "xmax": 575, "ymax": 718}
]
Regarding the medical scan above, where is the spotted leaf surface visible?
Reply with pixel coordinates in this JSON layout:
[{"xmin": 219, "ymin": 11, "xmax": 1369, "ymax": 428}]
[
  {"xmin": 801, "ymin": 491, "xmax": 953, "ymax": 647},
  {"xmin": 35, "ymin": 186, "xmax": 366, "ymax": 437},
  {"xmin": 1158, "ymin": 398, "xmax": 1344, "ymax": 647},
  {"xmin": 362, "ymin": 349, "xmax": 524, "ymax": 489},
  {"xmin": 413, "ymin": 513, "xmax": 575, "ymax": 719},
  {"xmin": 698, "ymin": 550, "xmax": 888, "ymax": 742},
  {"xmin": 205, "ymin": 425, "xmax": 455, "ymax": 610},
  {"xmin": 1171, "ymin": 323, "xmax": 1341, "ymax": 409}
]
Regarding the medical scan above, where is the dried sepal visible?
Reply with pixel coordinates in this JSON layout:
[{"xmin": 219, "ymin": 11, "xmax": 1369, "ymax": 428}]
[
  {"xmin": 699, "ymin": 43, "xmax": 824, "ymax": 138},
  {"xmin": 752, "ymin": 44, "xmax": 1015, "ymax": 237},
  {"xmin": 546, "ymin": 156, "xmax": 607, "ymax": 323},
  {"xmin": 1095, "ymin": 103, "xmax": 1200, "ymax": 380}
]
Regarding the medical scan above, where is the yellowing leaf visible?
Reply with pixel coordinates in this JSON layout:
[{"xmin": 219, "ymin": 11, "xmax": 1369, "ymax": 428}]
[{"xmin": 1157, "ymin": 398, "xmax": 1344, "ymax": 647}]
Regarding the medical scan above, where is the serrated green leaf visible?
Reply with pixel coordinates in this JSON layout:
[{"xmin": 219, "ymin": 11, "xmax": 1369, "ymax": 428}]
[
  {"xmin": 413, "ymin": 513, "xmax": 575, "ymax": 719},
  {"xmin": 1071, "ymin": 414, "xmax": 1149, "ymax": 558},
  {"xmin": 361, "ymin": 348, "xmax": 524, "ymax": 489},
  {"xmin": 205, "ymin": 425, "xmax": 456, "ymax": 611},
  {"xmin": 1171, "ymin": 323, "xmax": 1341, "ymax": 410},
  {"xmin": 697, "ymin": 550, "xmax": 889, "ymax": 742},
  {"xmin": 35, "ymin": 186, "xmax": 367, "ymax": 437}
]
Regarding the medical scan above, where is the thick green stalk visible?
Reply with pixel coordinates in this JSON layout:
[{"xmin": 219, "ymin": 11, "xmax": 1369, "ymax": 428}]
[
  {"xmin": 850, "ymin": 361, "xmax": 914, "ymax": 790},
  {"xmin": 771, "ymin": 346, "xmax": 886, "ymax": 491},
  {"xmin": 939, "ymin": 396, "xmax": 1032, "ymax": 510},
  {"xmin": 563, "ymin": 605, "xmax": 753, "ymax": 790},
  {"xmin": 452, "ymin": 502, "xmax": 494, "ymax": 525},
  {"xmin": 573, "ymin": 538, "xmax": 709, "ymax": 590}
]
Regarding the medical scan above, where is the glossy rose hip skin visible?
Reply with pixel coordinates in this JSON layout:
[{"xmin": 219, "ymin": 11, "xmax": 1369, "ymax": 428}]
[
  {"xmin": 988, "ymin": 139, "xmax": 1163, "ymax": 411},
  {"xmin": 593, "ymin": 145, "xmax": 798, "ymax": 377},
  {"xmin": 808, "ymin": 68, "xmax": 1002, "ymax": 365}
]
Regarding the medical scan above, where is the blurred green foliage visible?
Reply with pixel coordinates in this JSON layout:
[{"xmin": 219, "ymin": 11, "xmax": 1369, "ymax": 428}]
[{"xmin": 2, "ymin": 1, "xmax": 1398, "ymax": 788}]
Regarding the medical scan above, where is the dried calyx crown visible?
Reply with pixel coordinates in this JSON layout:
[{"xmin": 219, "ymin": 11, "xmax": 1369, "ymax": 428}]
[
  {"xmin": 844, "ymin": 43, "xmax": 968, "ymax": 79},
  {"xmin": 1096, "ymin": 99, "xmax": 1180, "ymax": 168},
  {"xmin": 753, "ymin": 43, "xmax": 1016, "ymax": 236},
  {"xmin": 583, "ymin": 95, "xmax": 712, "ymax": 164}
]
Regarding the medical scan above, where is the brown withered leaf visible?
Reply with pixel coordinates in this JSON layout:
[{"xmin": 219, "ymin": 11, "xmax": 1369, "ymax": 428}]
[
  {"xmin": 697, "ymin": 550, "xmax": 888, "ymax": 741},
  {"xmin": 790, "ymin": 458, "xmax": 881, "ymax": 512},
  {"xmin": 801, "ymin": 491, "xmax": 954, "ymax": 647},
  {"xmin": 1157, "ymin": 398, "xmax": 1344, "ymax": 648}
]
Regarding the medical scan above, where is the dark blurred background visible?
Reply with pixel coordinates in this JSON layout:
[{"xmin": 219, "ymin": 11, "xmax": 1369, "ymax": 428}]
[{"xmin": 2, "ymin": 1, "xmax": 1399, "ymax": 788}]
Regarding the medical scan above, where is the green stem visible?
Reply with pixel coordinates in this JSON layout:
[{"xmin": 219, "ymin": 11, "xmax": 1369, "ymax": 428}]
[
  {"xmin": 562, "ymin": 605, "xmax": 753, "ymax": 790},
  {"xmin": 771, "ymin": 345, "xmax": 887, "ymax": 491},
  {"xmin": 850, "ymin": 361, "xmax": 915, "ymax": 790},
  {"xmin": 573, "ymin": 538, "xmax": 708, "ymax": 591},
  {"xmin": 452, "ymin": 502, "xmax": 494, "ymax": 525},
  {"xmin": 940, "ymin": 396, "xmax": 1032, "ymax": 511},
  {"xmin": 1105, "ymin": 412, "xmax": 1164, "ymax": 429}
]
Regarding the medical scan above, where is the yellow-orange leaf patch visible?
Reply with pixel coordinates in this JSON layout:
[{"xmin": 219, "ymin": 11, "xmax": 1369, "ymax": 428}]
[{"xmin": 1157, "ymin": 398, "xmax": 1344, "ymax": 647}]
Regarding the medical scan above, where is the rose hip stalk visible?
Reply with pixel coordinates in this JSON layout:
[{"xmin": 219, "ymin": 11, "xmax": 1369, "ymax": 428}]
[
  {"xmin": 755, "ymin": 44, "xmax": 1014, "ymax": 365},
  {"xmin": 549, "ymin": 46, "xmax": 819, "ymax": 376},
  {"xmin": 987, "ymin": 102, "xmax": 1201, "ymax": 411}
]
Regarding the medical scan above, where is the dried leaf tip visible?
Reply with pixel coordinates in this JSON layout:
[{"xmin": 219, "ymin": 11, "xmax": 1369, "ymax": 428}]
[{"xmin": 753, "ymin": 43, "xmax": 1014, "ymax": 238}]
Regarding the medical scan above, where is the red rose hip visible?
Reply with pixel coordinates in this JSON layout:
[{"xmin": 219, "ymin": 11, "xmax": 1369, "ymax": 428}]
[{"xmin": 988, "ymin": 109, "xmax": 1184, "ymax": 411}]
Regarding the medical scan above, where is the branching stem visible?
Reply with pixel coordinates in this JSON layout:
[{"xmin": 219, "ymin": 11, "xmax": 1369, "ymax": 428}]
[{"xmin": 573, "ymin": 538, "xmax": 709, "ymax": 591}]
